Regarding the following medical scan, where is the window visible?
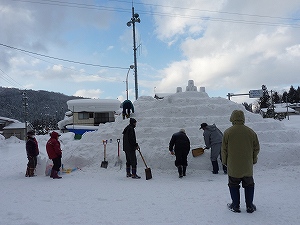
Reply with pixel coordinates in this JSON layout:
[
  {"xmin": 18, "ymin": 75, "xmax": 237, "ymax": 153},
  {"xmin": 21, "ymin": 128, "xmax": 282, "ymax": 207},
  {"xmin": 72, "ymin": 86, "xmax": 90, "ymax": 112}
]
[{"xmin": 78, "ymin": 112, "xmax": 93, "ymax": 120}]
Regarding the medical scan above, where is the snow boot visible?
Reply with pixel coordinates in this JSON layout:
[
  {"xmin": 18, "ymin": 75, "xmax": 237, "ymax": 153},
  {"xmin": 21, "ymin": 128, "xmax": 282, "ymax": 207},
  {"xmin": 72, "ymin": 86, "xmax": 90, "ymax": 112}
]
[
  {"xmin": 177, "ymin": 165, "xmax": 183, "ymax": 178},
  {"xmin": 245, "ymin": 186, "xmax": 256, "ymax": 213},
  {"xmin": 228, "ymin": 187, "xmax": 241, "ymax": 213},
  {"xmin": 25, "ymin": 167, "xmax": 30, "ymax": 177},
  {"xmin": 29, "ymin": 168, "xmax": 35, "ymax": 177},
  {"xmin": 212, "ymin": 161, "xmax": 219, "ymax": 174},
  {"xmin": 50, "ymin": 169, "xmax": 55, "ymax": 178},
  {"xmin": 26, "ymin": 167, "xmax": 35, "ymax": 177},
  {"xmin": 182, "ymin": 166, "xmax": 187, "ymax": 176},
  {"xmin": 131, "ymin": 167, "xmax": 141, "ymax": 179},
  {"xmin": 131, "ymin": 174, "xmax": 141, "ymax": 179},
  {"xmin": 126, "ymin": 165, "xmax": 131, "ymax": 177},
  {"xmin": 51, "ymin": 170, "xmax": 62, "ymax": 179}
]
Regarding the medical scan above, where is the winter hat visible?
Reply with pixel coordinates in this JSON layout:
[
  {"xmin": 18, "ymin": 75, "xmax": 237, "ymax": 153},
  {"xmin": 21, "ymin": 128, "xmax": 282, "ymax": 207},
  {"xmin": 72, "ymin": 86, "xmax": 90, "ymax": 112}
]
[
  {"xmin": 27, "ymin": 130, "xmax": 35, "ymax": 136},
  {"xmin": 200, "ymin": 123, "xmax": 208, "ymax": 130},
  {"xmin": 130, "ymin": 118, "xmax": 137, "ymax": 124}
]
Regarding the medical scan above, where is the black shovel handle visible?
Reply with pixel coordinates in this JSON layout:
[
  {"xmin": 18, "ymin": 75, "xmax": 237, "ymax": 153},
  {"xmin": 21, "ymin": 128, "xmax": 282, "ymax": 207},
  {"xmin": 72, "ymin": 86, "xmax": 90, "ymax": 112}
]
[{"xmin": 137, "ymin": 148, "xmax": 148, "ymax": 168}]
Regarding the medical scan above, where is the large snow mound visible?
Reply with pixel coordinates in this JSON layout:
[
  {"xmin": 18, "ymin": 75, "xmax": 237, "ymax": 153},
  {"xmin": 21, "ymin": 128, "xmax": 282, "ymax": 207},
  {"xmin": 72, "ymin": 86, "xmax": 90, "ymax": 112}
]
[{"xmin": 51, "ymin": 92, "xmax": 300, "ymax": 171}]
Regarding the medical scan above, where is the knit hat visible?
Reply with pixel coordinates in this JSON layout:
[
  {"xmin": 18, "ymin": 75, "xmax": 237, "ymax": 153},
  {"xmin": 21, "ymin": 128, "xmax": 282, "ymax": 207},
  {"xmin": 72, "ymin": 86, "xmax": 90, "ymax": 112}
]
[{"xmin": 27, "ymin": 130, "xmax": 35, "ymax": 136}]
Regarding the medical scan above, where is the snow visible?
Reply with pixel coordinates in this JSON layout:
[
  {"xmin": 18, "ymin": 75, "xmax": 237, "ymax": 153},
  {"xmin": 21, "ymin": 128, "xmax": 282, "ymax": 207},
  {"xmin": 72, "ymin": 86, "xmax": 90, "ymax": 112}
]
[
  {"xmin": 1, "ymin": 91, "xmax": 300, "ymax": 225},
  {"xmin": 67, "ymin": 99, "xmax": 121, "ymax": 112},
  {"xmin": 2, "ymin": 122, "xmax": 26, "ymax": 129}
]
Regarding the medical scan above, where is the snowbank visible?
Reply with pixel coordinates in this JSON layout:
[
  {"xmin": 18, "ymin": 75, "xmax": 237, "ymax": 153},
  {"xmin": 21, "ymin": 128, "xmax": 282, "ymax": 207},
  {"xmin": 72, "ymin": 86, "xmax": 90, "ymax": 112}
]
[{"xmin": 55, "ymin": 92, "xmax": 300, "ymax": 172}]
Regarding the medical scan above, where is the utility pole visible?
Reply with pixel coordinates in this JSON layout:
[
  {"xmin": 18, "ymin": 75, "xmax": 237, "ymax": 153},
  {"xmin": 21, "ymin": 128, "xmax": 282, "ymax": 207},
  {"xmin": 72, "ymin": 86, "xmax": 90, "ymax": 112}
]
[
  {"xmin": 127, "ymin": 6, "xmax": 140, "ymax": 100},
  {"xmin": 22, "ymin": 92, "xmax": 28, "ymax": 140}
]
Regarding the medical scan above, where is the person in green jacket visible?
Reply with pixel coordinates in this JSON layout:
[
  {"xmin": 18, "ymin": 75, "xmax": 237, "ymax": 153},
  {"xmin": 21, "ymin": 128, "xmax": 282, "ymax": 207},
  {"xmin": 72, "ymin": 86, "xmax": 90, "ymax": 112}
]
[{"xmin": 221, "ymin": 110, "xmax": 260, "ymax": 214}]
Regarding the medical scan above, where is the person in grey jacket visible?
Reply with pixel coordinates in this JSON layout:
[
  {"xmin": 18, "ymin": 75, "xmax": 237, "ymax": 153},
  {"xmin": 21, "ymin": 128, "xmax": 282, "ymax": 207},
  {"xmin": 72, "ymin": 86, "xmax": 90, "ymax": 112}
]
[{"xmin": 200, "ymin": 123, "xmax": 227, "ymax": 174}]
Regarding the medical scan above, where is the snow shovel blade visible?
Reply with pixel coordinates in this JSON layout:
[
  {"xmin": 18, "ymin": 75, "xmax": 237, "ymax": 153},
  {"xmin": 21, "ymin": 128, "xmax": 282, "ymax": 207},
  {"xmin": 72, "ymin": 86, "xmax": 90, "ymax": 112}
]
[
  {"xmin": 145, "ymin": 167, "xmax": 152, "ymax": 180},
  {"xmin": 101, "ymin": 160, "xmax": 108, "ymax": 168},
  {"xmin": 192, "ymin": 147, "xmax": 204, "ymax": 157}
]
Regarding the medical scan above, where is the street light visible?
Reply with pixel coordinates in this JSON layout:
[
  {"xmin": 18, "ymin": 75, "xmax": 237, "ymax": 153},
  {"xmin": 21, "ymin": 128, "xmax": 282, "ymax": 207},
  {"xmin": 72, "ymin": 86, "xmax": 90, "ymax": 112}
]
[
  {"xmin": 127, "ymin": 7, "xmax": 140, "ymax": 100},
  {"xmin": 126, "ymin": 65, "xmax": 135, "ymax": 100}
]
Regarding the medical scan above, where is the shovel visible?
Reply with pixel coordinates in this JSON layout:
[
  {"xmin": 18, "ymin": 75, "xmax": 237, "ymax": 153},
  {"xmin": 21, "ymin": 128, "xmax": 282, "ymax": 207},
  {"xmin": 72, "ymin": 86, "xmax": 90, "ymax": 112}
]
[
  {"xmin": 114, "ymin": 139, "xmax": 122, "ymax": 169},
  {"xmin": 137, "ymin": 148, "xmax": 152, "ymax": 180},
  {"xmin": 192, "ymin": 147, "xmax": 205, "ymax": 157},
  {"xmin": 101, "ymin": 140, "xmax": 108, "ymax": 168}
]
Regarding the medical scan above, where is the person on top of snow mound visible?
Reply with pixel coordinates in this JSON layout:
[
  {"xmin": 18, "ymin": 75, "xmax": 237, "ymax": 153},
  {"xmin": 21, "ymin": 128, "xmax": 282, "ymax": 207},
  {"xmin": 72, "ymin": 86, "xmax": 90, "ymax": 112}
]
[
  {"xmin": 200, "ymin": 122, "xmax": 227, "ymax": 174},
  {"xmin": 222, "ymin": 110, "xmax": 260, "ymax": 213},
  {"xmin": 122, "ymin": 99, "xmax": 134, "ymax": 119},
  {"xmin": 169, "ymin": 128, "xmax": 190, "ymax": 178}
]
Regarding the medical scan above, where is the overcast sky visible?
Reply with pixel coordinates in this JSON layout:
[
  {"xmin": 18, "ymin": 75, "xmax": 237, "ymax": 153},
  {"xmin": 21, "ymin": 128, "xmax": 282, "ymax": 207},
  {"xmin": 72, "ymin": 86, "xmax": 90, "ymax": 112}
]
[{"xmin": 1, "ymin": 0, "xmax": 300, "ymax": 103}]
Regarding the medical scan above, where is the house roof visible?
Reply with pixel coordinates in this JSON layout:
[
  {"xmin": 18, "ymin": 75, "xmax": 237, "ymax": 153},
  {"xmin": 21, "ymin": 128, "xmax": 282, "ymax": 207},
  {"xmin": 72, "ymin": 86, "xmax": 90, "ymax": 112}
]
[
  {"xmin": 3, "ymin": 122, "xmax": 33, "ymax": 130},
  {"xmin": 3, "ymin": 122, "xmax": 26, "ymax": 129},
  {"xmin": 67, "ymin": 99, "xmax": 121, "ymax": 112},
  {"xmin": 0, "ymin": 116, "xmax": 20, "ymax": 124}
]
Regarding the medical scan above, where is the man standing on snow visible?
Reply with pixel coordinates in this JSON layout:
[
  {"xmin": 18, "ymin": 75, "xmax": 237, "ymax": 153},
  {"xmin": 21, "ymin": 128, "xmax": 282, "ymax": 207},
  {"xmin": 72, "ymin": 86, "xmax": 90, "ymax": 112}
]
[
  {"xmin": 122, "ymin": 118, "xmax": 140, "ymax": 179},
  {"xmin": 46, "ymin": 131, "xmax": 63, "ymax": 179},
  {"xmin": 200, "ymin": 123, "xmax": 227, "ymax": 174},
  {"xmin": 25, "ymin": 130, "xmax": 39, "ymax": 177},
  {"xmin": 169, "ymin": 129, "xmax": 190, "ymax": 178},
  {"xmin": 222, "ymin": 110, "xmax": 260, "ymax": 213}
]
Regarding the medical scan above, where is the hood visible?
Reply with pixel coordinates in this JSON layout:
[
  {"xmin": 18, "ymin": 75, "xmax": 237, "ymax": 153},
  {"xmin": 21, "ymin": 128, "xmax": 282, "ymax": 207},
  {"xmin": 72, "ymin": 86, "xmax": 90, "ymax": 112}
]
[
  {"xmin": 230, "ymin": 110, "xmax": 245, "ymax": 125},
  {"xmin": 50, "ymin": 131, "xmax": 60, "ymax": 139},
  {"xmin": 205, "ymin": 124, "xmax": 218, "ymax": 132}
]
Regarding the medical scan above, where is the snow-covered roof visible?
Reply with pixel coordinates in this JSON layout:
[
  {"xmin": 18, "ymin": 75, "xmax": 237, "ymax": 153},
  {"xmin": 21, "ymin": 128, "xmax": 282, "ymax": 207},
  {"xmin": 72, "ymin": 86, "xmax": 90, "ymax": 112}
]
[
  {"xmin": 3, "ymin": 122, "xmax": 26, "ymax": 129},
  {"xmin": 0, "ymin": 117, "xmax": 20, "ymax": 124},
  {"xmin": 67, "ymin": 99, "xmax": 121, "ymax": 112}
]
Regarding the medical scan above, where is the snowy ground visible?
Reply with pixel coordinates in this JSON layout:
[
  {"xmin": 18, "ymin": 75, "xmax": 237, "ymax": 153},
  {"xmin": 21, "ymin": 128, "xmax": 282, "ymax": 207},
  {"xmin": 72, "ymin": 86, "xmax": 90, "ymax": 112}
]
[{"xmin": 1, "ymin": 91, "xmax": 300, "ymax": 225}]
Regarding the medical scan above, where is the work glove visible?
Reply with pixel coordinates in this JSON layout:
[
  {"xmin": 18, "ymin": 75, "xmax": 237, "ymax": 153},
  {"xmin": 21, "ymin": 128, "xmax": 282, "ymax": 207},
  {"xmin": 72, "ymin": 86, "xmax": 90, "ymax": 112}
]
[{"xmin": 170, "ymin": 151, "xmax": 175, "ymax": 155}]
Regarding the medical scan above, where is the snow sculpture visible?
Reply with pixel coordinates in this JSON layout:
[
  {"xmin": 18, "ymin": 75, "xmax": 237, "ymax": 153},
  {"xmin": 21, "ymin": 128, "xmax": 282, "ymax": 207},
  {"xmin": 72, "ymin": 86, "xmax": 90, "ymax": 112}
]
[
  {"xmin": 186, "ymin": 80, "xmax": 197, "ymax": 92},
  {"xmin": 199, "ymin": 87, "xmax": 206, "ymax": 93},
  {"xmin": 176, "ymin": 87, "xmax": 182, "ymax": 93}
]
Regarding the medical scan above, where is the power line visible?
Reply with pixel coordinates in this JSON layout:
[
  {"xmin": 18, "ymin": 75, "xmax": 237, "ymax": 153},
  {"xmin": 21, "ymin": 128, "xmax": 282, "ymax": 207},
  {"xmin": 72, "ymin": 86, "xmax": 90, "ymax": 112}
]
[
  {"xmin": 11, "ymin": 0, "xmax": 300, "ymax": 28},
  {"xmin": 19, "ymin": 51, "xmax": 124, "ymax": 83},
  {"xmin": 0, "ymin": 43, "xmax": 129, "ymax": 70},
  {"xmin": 0, "ymin": 68, "xmax": 25, "ymax": 88}
]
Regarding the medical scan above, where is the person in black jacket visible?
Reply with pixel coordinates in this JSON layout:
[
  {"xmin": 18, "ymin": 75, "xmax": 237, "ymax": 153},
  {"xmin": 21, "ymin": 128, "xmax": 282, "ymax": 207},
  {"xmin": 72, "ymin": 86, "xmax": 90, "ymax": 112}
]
[
  {"xmin": 25, "ymin": 130, "xmax": 39, "ymax": 177},
  {"xmin": 169, "ymin": 129, "xmax": 190, "ymax": 178},
  {"xmin": 122, "ymin": 100, "xmax": 134, "ymax": 119},
  {"xmin": 122, "ymin": 118, "xmax": 140, "ymax": 179}
]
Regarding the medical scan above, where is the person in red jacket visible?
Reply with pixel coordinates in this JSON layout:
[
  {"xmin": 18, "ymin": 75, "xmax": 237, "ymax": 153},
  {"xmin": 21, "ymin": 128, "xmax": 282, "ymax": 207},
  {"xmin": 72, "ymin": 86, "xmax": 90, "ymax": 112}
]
[
  {"xmin": 25, "ymin": 130, "xmax": 39, "ymax": 177},
  {"xmin": 46, "ymin": 131, "xmax": 62, "ymax": 179}
]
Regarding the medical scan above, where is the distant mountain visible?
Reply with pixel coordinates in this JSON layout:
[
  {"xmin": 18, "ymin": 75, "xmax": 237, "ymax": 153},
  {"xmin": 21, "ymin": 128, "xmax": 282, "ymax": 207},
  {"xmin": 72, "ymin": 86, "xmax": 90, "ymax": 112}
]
[{"xmin": 0, "ymin": 87, "xmax": 84, "ymax": 123}]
